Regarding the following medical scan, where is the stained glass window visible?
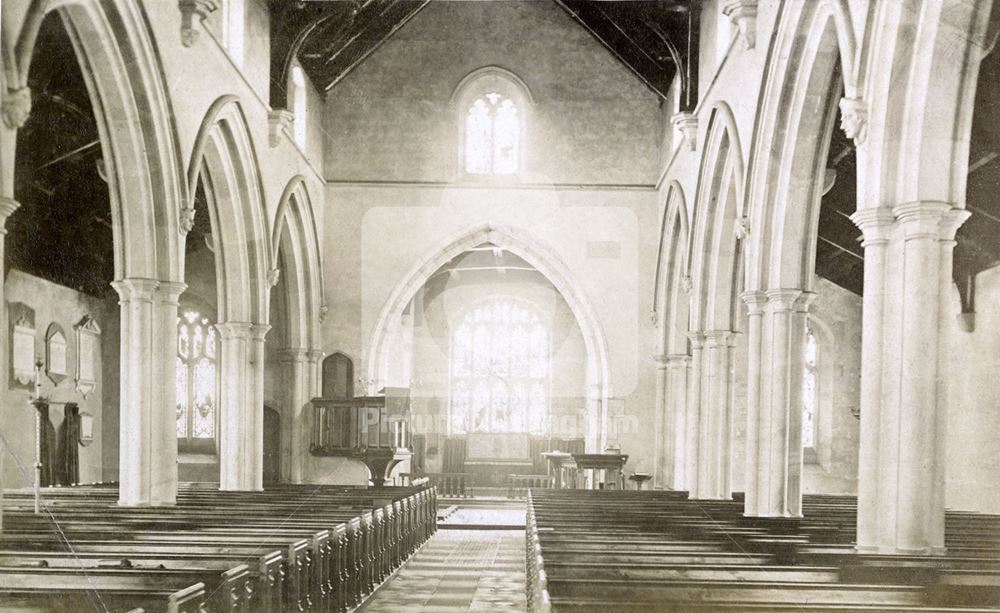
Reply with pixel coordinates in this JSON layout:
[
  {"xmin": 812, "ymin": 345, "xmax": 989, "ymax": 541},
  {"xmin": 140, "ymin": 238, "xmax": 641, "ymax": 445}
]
[
  {"xmin": 449, "ymin": 301, "xmax": 549, "ymax": 434},
  {"xmin": 177, "ymin": 309, "xmax": 217, "ymax": 446},
  {"xmin": 802, "ymin": 324, "xmax": 818, "ymax": 449},
  {"xmin": 464, "ymin": 93, "xmax": 520, "ymax": 175}
]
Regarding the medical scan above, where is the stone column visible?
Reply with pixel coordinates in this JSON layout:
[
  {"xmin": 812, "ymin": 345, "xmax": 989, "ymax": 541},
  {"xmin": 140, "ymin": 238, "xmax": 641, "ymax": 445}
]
[
  {"xmin": 745, "ymin": 289, "xmax": 813, "ymax": 517},
  {"xmin": 663, "ymin": 354, "xmax": 690, "ymax": 490},
  {"xmin": 740, "ymin": 291, "xmax": 766, "ymax": 513},
  {"xmin": 278, "ymin": 347, "xmax": 309, "ymax": 483},
  {"xmin": 216, "ymin": 321, "xmax": 253, "ymax": 491},
  {"xmin": 850, "ymin": 208, "xmax": 895, "ymax": 552},
  {"xmin": 852, "ymin": 203, "xmax": 968, "ymax": 554},
  {"xmin": 684, "ymin": 333, "xmax": 705, "ymax": 494},
  {"xmin": 652, "ymin": 354, "xmax": 670, "ymax": 488},
  {"xmin": 248, "ymin": 324, "xmax": 269, "ymax": 491},
  {"xmin": 695, "ymin": 330, "xmax": 734, "ymax": 499},
  {"xmin": 151, "ymin": 282, "xmax": 186, "ymax": 505},
  {"xmin": 113, "ymin": 278, "xmax": 177, "ymax": 506},
  {"xmin": 0, "ymin": 198, "xmax": 21, "ymax": 527}
]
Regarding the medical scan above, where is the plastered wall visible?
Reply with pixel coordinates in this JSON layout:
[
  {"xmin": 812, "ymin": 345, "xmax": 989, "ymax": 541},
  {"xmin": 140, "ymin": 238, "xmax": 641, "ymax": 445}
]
[{"xmin": 3, "ymin": 270, "xmax": 114, "ymax": 486}]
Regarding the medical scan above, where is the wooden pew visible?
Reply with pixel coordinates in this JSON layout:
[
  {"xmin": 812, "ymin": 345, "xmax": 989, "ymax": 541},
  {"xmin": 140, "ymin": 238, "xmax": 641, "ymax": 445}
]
[{"xmin": 526, "ymin": 490, "xmax": 1000, "ymax": 613}]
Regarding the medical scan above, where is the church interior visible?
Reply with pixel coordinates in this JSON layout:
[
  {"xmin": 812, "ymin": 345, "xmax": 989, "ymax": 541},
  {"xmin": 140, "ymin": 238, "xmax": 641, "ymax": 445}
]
[{"xmin": 0, "ymin": 0, "xmax": 999, "ymax": 611}]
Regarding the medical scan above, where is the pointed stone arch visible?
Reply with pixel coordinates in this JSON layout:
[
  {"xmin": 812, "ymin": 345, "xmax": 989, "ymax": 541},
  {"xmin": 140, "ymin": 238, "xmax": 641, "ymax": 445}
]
[
  {"xmin": 745, "ymin": 0, "xmax": 855, "ymax": 292},
  {"xmin": 652, "ymin": 180, "xmax": 693, "ymax": 490},
  {"xmin": 690, "ymin": 102, "xmax": 745, "ymax": 333},
  {"xmin": 270, "ymin": 175, "xmax": 324, "ymax": 483},
  {"xmin": 187, "ymin": 95, "xmax": 271, "ymax": 491},
  {"xmin": 5, "ymin": 0, "xmax": 185, "ymax": 507},
  {"xmin": 187, "ymin": 95, "xmax": 271, "ymax": 326},
  {"xmin": 366, "ymin": 222, "xmax": 612, "ymax": 450}
]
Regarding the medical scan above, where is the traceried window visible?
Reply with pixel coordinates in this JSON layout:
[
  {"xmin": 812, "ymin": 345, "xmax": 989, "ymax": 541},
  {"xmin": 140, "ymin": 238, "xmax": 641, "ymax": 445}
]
[
  {"xmin": 464, "ymin": 93, "xmax": 520, "ymax": 175},
  {"xmin": 802, "ymin": 323, "xmax": 818, "ymax": 449},
  {"xmin": 177, "ymin": 309, "xmax": 217, "ymax": 450},
  {"xmin": 450, "ymin": 301, "xmax": 549, "ymax": 435}
]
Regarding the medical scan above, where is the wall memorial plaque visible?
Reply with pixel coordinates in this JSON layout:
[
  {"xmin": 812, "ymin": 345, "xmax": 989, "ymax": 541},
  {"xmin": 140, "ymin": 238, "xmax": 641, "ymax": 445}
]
[
  {"xmin": 75, "ymin": 315, "xmax": 101, "ymax": 398},
  {"xmin": 45, "ymin": 323, "xmax": 68, "ymax": 385},
  {"xmin": 8, "ymin": 302, "xmax": 36, "ymax": 389}
]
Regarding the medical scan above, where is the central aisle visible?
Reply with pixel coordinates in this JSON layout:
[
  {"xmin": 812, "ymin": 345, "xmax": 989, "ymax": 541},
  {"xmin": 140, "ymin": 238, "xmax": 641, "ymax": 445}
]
[{"xmin": 360, "ymin": 528, "xmax": 526, "ymax": 612}]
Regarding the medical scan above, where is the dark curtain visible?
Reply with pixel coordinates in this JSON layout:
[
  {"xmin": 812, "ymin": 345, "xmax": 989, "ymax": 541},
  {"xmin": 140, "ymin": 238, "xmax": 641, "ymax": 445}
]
[
  {"xmin": 411, "ymin": 433, "xmax": 426, "ymax": 473},
  {"xmin": 55, "ymin": 403, "xmax": 80, "ymax": 486},
  {"xmin": 442, "ymin": 436, "xmax": 467, "ymax": 473},
  {"xmin": 36, "ymin": 403, "xmax": 57, "ymax": 487}
]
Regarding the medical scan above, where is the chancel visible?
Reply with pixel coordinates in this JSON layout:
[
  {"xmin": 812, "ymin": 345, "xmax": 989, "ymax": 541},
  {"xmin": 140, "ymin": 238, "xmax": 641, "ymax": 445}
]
[{"xmin": 0, "ymin": 0, "xmax": 998, "ymax": 611}]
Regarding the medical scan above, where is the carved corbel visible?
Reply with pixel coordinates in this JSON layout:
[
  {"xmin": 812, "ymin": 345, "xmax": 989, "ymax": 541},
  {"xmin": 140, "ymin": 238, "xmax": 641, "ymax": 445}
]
[
  {"xmin": 2, "ymin": 87, "xmax": 31, "ymax": 129},
  {"xmin": 671, "ymin": 111, "xmax": 698, "ymax": 152},
  {"xmin": 735, "ymin": 216, "xmax": 750, "ymax": 240},
  {"xmin": 680, "ymin": 274, "xmax": 694, "ymax": 295},
  {"xmin": 179, "ymin": 203, "xmax": 196, "ymax": 234},
  {"xmin": 723, "ymin": 0, "xmax": 758, "ymax": 50},
  {"xmin": 318, "ymin": 304, "xmax": 329, "ymax": 323},
  {"xmin": 839, "ymin": 97, "xmax": 868, "ymax": 146},
  {"xmin": 179, "ymin": 0, "xmax": 219, "ymax": 47},
  {"xmin": 268, "ymin": 268, "xmax": 281, "ymax": 287},
  {"xmin": 268, "ymin": 110, "xmax": 294, "ymax": 147}
]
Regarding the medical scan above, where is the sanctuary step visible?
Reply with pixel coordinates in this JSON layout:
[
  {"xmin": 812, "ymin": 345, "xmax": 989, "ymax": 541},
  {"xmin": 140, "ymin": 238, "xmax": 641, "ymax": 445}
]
[
  {"xmin": 527, "ymin": 490, "xmax": 1000, "ymax": 613},
  {"xmin": 0, "ymin": 481, "xmax": 437, "ymax": 612}
]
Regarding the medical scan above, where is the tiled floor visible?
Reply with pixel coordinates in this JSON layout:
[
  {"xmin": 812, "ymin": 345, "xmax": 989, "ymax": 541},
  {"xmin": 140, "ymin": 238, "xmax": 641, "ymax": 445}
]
[
  {"xmin": 360, "ymin": 529, "xmax": 526, "ymax": 612},
  {"xmin": 441, "ymin": 508, "xmax": 526, "ymax": 528}
]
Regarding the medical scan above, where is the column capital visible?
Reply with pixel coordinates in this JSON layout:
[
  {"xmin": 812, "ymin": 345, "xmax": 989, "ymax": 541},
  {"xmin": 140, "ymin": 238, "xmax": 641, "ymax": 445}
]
[
  {"xmin": 2, "ymin": 87, "xmax": 31, "ymax": 129},
  {"xmin": 111, "ymin": 278, "xmax": 161, "ymax": 303},
  {"xmin": 155, "ymin": 281, "xmax": 188, "ymax": 305},
  {"xmin": 306, "ymin": 349, "xmax": 325, "ymax": 363},
  {"xmin": 893, "ymin": 201, "xmax": 971, "ymax": 241},
  {"xmin": 765, "ymin": 288, "xmax": 815, "ymax": 312},
  {"xmin": 278, "ymin": 347, "xmax": 309, "ymax": 363},
  {"xmin": 215, "ymin": 321, "xmax": 253, "ymax": 340},
  {"xmin": 741, "ymin": 290, "xmax": 769, "ymax": 315},
  {"xmin": 0, "ymin": 197, "xmax": 21, "ymax": 224},
  {"xmin": 703, "ymin": 330, "xmax": 735, "ymax": 348},
  {"xmin": 250, "ymin": 323, "xmax": 271, "ymax": 341},
  {"xmin": 687, "ymin": 331, "xmax": 706, "ymax": 349},
  {"xmin": 850, "ymin": 207, "xmax": 896, "ymax": 245}
]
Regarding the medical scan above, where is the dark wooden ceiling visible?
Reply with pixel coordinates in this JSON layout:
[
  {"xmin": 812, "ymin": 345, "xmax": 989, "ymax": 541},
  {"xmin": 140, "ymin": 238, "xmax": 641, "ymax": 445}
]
[
  {"xmin": 9, "ymin": 12, "xmax": 115, "ymax": 297},
  {"xmin": 269, "ymin": 0, "xmax": 699, "ymax": 107}
]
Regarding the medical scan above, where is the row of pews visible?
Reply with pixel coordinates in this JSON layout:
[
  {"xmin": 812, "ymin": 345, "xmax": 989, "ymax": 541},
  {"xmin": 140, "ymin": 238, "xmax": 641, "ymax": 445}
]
[
  {"xmin": 526, "ymin": 490, "xmax": 1000, "ymax": 612},
  {"xmin": 0, "ymin": 481, "xmax": 437, "ymax": 612}
]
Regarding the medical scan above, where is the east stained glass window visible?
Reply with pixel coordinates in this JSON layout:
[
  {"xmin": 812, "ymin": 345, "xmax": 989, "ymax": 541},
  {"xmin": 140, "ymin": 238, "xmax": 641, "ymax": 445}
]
[
  {"xmin": 802, "ymin": 324, "xmax": 818, "ymax": 449},
  {"xmin": 464, "ymin": 93, "xmax": 520, "ymax": 175},
  {"xmin": 450, "ymin": 301, "xmax": 549, "ymax": 434},
  {"xmin": 177, "ymin": 309, "xmax": 217, "ymax": 446}
]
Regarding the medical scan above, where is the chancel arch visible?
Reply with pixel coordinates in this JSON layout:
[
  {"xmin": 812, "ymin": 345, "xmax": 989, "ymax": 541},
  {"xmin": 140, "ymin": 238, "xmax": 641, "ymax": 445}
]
[
  {"xmin": 686, "ymin": 103, "xmax": 745, "ymax": 501},
  {"xmin": 185, "ymin": 96, "xmax": 271, "ymax": 491},
  {"xmin": 367, "ymin": 223, "xmax": 611, "ymax": 453},
  {"xmin": 652, "ymin": 181, "xmax": 692, "ymax": 490},
  {"xmin": 4, "ymin": 0, "xmax": 184, "ymax": 508}
]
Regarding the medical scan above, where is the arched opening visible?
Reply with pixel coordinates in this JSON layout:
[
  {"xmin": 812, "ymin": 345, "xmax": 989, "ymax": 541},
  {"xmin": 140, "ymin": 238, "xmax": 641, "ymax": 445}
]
[
  {"xmin": 687, "ymin": 105, "xmax": 745, "ymax": 501},
  {"xmin": 652, "ymin": 182, "xmax": 691, "ymax": 490},
  {"xmin": 185, "ymin": 98, "xmax": 270, "ymax": 491},
  {"xmin": 5, "ymin": 2, "xmax": 184, "ymax": 507}
]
